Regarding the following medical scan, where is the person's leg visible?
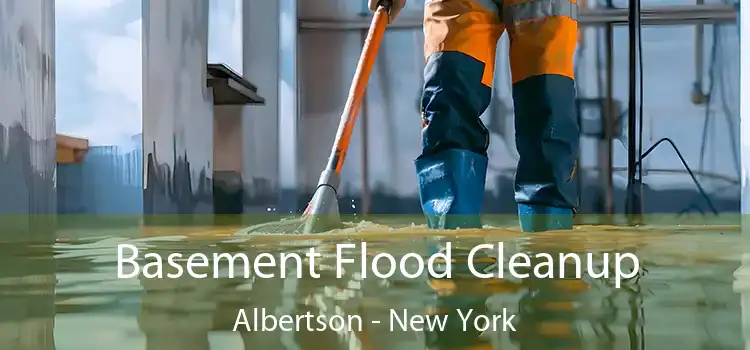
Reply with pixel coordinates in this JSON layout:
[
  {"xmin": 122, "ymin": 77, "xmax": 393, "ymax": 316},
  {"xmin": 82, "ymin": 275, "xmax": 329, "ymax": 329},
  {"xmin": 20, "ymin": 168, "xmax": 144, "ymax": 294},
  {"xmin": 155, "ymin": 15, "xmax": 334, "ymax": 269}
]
[
  {"xmin": 418, "ymin": 0, "xmax": 505, "ymax": 230},
  {"xmin": 506, "ymin": 0, "xmax": 580, "ymax": 232}
]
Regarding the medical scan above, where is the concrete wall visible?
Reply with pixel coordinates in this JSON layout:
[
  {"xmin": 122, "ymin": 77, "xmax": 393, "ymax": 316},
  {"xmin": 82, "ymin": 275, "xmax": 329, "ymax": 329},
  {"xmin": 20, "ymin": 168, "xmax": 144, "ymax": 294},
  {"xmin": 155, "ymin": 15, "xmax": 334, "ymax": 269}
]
[
  {"xmin": 0, "ymin": 1, "xmax": 56, "ymax": 344},
  {"xmin": 142, "ymin": 0, "xmax": 214, "ymax": 216},
  {"xmin": 0, "ymin": 0, "xmax": 56, "ymax": 222},
  {"xmin": 242, "ymin": 0, "xmax": 282, "ymax": 213}
]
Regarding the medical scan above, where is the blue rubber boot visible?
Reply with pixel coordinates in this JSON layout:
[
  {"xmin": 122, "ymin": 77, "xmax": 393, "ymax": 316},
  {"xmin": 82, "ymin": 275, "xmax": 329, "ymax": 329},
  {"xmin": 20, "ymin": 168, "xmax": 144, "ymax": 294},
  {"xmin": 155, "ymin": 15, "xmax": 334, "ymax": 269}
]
[
  {"xmin": 518, "ymin": 204, "xmax": 574, "ymax": 232},
  {"xmin": 415, "ymin": 149, "xmax": 487, "ymax": 230}
]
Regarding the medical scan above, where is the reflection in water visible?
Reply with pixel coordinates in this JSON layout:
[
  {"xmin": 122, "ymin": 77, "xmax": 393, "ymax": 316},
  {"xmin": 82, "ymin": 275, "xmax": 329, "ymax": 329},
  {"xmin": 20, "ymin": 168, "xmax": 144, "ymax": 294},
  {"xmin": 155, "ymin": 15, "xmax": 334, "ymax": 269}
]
[
  {"xmin": 0, "ymin": 227, "xmax": 56, "ymax": 350},
  {"xmin": 508, "ymin": 235, "xmax": 627, "ymax": 350},
  {"xmin": 145, "ymin": 138, "xmax": 213, "ymax": 216},
  {"xmin": 12, "ymin": 224, "xmax": 744, "ymax": 349},
  {"xmin": 137, "ymin": 242, "xmax": 219, "ymax": 350},
  {"xmin": 508, "ymin": 237, "xmax": 591, "ymax": 350}
]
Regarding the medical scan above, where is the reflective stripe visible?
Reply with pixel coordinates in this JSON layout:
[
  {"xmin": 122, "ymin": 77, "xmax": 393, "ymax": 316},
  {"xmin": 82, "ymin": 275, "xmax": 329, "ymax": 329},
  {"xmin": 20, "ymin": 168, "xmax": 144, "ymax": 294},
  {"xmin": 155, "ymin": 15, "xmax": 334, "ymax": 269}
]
[
  {"xmin": 503, "ymin": 0, "xmax": 578, "ymax": 24},
  {"xmin": 425, "ymin": 0, "xmax": 501, "ymax": 15}
]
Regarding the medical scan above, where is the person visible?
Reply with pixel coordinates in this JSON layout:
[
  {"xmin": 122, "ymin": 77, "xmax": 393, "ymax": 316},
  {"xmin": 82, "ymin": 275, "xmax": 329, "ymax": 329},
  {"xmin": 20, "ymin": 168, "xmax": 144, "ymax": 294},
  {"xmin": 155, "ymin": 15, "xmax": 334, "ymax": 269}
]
[{"xmin": 369, "ymin": 0, "xmax": 580, "ymax": 232}]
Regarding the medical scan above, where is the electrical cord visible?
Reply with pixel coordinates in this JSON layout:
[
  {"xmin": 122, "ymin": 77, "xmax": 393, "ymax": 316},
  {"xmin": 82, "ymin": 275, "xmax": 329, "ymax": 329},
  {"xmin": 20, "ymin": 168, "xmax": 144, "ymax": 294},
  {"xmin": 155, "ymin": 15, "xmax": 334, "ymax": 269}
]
[
  {"xmin": 619, "ymin": 0, "xmax": 721, "ymax": 216},
  {"xmin": 634, "ymin": 8, "xmax": 720, "ymax": 215},
  {"xmin": 636, "ymin": 138, "xmax": 719, "ymax": 215}
]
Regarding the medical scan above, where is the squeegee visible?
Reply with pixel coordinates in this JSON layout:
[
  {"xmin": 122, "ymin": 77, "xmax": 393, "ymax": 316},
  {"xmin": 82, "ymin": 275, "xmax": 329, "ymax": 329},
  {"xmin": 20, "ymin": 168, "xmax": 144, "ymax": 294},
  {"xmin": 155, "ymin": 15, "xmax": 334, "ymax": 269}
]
[{"xmin": 237, "ymin": 1, "xmax": 391, "ymax": 235}]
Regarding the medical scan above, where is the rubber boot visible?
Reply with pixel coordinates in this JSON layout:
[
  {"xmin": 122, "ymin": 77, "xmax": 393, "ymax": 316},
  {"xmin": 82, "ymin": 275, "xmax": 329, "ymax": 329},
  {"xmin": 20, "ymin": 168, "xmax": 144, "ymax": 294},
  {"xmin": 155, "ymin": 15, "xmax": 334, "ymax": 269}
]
[
  {"xmin": 415, "ymin": 149, "xmax": 487, "ymax": 230},
  {"xmin": 518, "ymin": 204, "xmax": 574, "ymax": 232}
]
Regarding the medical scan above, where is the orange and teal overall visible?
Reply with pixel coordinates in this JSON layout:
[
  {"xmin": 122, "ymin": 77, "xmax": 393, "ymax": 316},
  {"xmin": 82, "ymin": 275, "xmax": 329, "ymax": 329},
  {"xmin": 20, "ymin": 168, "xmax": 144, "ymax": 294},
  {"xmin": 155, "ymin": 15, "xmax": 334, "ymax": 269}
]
[{"xmin": 415, "ymin": 0, "xmax": 580, "ymax": 232}]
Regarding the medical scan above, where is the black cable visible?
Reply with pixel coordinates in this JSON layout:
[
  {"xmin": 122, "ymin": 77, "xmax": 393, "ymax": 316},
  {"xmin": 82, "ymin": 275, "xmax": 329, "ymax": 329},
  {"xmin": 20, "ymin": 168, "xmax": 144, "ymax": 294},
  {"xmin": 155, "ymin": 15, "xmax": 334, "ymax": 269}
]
[
  {"xmin": 595, "ymin": 18, "xmax": 605, "ymax": 100},
  {"xmin": 636, "ymin": 138, "xmax": 720, "ymax": 215},
  {"xmin": 615, "ymin": 106, "xmax": 720, "ymax": 215},
  {"xmin": 678, "ymin": 204, "xmax": 706, "ymax": 216}
]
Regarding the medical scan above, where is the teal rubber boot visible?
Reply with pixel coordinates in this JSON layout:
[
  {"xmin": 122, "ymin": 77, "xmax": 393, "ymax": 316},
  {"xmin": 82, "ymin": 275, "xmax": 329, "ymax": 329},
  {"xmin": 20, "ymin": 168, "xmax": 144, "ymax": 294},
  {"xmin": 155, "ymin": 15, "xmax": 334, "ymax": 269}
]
[{"xmin": 415, "ymin": 149, "xmax": 488, "ymax": 230}]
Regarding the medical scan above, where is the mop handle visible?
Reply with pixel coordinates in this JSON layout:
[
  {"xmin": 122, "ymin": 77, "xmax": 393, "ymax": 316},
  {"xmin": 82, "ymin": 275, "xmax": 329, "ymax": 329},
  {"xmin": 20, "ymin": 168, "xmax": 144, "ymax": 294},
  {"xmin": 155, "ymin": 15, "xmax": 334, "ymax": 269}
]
[{"xmin": 323, "ymin": 4, "xmax": 390, "ymax": 174}]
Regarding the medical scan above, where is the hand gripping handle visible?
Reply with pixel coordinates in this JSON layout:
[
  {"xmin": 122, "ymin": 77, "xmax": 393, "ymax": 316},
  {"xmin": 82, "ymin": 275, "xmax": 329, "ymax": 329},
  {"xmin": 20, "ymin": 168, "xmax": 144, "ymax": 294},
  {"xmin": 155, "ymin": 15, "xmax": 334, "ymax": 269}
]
[{"xmin": 377, "ymin": 0, "xmax": 393, "ymax": 11}]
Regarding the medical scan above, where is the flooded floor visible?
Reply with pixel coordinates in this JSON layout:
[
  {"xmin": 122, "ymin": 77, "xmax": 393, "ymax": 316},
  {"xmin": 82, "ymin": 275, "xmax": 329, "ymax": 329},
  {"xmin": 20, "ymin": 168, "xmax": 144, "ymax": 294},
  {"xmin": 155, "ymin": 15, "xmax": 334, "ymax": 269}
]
[{"xmin": 1, "ymin": 221, "xmax": 745, "ymax": 350}]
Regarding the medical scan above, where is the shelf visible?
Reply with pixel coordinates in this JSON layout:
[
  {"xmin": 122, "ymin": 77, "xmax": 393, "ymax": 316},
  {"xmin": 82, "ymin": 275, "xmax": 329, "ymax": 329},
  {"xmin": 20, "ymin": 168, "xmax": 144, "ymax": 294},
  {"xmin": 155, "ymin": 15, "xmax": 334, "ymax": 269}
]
[{"xmin": 207, "ymin": 63, "xmax": 265, "ymax": 106}]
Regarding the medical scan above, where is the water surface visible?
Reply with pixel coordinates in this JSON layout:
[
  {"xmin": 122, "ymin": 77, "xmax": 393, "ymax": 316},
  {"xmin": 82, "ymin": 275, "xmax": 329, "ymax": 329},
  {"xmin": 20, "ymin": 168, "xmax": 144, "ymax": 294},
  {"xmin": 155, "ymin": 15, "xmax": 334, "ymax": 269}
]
[{"xmin": 1, "ymin": 222, "xmax": 744, "ymax": 350}]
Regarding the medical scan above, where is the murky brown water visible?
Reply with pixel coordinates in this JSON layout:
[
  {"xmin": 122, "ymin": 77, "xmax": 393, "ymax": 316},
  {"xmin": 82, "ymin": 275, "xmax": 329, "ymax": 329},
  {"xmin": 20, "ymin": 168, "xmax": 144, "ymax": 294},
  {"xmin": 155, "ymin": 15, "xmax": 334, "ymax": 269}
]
[{"xmin": 1, "ymin": 222, "xmax": 745, "ymax": 350}]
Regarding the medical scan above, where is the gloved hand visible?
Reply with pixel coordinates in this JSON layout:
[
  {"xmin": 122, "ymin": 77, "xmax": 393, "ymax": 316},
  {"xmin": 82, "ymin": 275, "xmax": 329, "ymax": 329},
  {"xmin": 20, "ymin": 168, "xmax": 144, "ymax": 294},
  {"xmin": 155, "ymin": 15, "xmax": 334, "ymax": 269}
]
[{"xmin": 368, "ymin": 0, "xmax": 406, "ymax": 23}]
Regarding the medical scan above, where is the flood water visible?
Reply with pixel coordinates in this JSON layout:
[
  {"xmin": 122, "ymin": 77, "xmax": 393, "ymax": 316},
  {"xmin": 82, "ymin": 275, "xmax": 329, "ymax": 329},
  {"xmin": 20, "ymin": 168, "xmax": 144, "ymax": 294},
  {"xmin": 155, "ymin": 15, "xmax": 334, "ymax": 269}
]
[{"xmin": 2, "ymin": 221, "xmax": 745, "ymax": 350}]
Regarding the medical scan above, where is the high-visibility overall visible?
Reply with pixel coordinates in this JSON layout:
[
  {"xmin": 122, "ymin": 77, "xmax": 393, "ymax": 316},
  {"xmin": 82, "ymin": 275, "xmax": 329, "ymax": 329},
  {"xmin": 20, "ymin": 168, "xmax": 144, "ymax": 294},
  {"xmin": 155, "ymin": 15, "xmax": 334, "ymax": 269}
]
[{"xmin": 415, "ymin": 0, "xmax": 580, "ymax": 232}]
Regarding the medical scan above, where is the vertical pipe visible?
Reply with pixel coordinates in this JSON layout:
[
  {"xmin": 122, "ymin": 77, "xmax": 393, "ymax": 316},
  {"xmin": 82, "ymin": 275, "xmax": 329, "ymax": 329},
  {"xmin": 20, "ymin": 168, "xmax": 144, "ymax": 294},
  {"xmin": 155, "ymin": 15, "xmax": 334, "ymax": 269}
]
[
  {"xmin": 694, "ymin": 0, "xmax": 705, "ymax": 101},
  {"xmin": 278, "ymin": 0, "xmax": 299, "ymax": 213},
  {"xmin": 600, "ymin": 0, "xmax": 615, "ymax": 219},
  {"xmin": 625, "ymin": 0, "xmax": 642, "ymax": 223}
]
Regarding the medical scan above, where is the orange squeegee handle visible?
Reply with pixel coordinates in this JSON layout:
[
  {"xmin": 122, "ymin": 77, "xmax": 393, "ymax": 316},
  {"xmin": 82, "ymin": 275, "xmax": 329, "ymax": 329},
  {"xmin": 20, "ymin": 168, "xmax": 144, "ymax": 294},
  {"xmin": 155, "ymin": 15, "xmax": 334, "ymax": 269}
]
[{"xmin": 323, "ymin": 4, "xmax": 390, "ymax": 175}]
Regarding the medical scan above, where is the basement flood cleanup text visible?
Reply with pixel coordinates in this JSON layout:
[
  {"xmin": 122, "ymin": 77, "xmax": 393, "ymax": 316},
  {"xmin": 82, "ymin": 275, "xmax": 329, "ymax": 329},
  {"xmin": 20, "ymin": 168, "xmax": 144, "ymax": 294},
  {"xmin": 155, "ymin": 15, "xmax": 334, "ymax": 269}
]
[{"xmin": 116, "ymin": 242, "xmax": 641, "ymax": 334}]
